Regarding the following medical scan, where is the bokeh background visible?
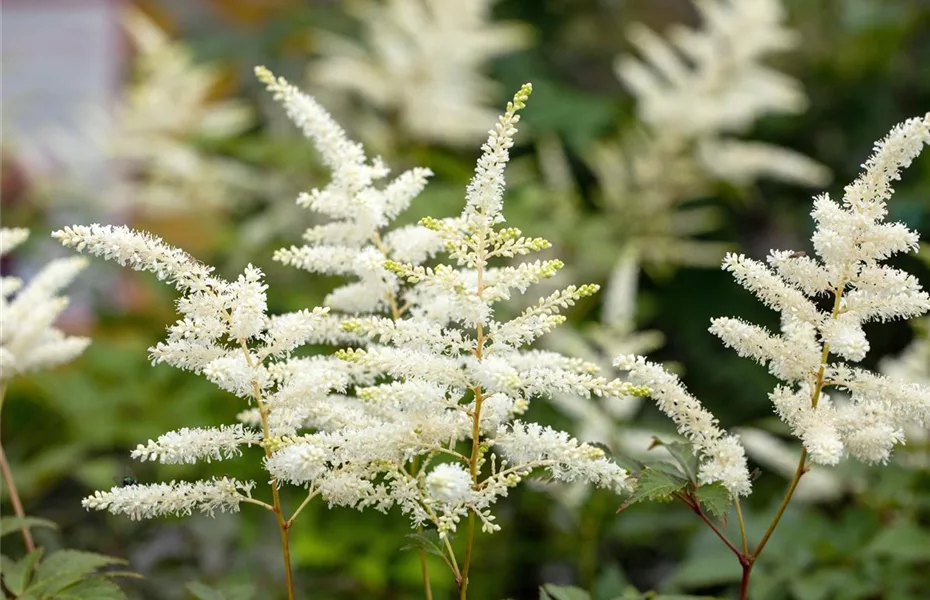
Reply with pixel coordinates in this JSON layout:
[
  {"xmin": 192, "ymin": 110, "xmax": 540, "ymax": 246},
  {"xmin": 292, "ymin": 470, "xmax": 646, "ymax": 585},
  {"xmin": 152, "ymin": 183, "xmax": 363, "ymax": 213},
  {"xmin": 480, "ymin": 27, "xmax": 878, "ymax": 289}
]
[{"xmin": 2, "ymin": 0, "xmax": 929, "ymax": 598}]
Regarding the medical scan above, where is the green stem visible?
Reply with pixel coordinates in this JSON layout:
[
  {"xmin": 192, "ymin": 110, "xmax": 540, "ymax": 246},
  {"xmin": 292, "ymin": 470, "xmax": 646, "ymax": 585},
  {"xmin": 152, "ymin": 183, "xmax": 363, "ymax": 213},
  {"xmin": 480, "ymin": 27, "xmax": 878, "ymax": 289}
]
[
  {"xmin": 736, "ymin": 283, "xmax": 846, "ymax": 600},
  {"xmin": 286, "ymin": 488, "xmax": 319, "ymax": 527},
  {"xmin": 734, "ymin": 498, "xmax": 748, "ymax": 556},
  {"xmin": 459, "ymin": 387, "xmax": 484, "ymax": 599},
  {"xmin": 460, "ymin": 234, "xmax": 488, "ymax": 600},
  {"xmin": 239, "ymin": 340, "xmax": 295, "ymax": 600}
]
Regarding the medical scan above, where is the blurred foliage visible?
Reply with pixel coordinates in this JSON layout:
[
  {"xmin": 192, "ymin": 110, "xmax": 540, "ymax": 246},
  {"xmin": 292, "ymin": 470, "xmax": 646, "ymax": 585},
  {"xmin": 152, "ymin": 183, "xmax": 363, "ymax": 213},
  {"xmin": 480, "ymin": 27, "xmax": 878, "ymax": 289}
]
[
  {"xmin": 1, "ymin": 0, "xmax": 929, "ymax": 599},
  {"xmin": 0, "ymin": 516, "xmax": 138, "ymax": 599}
]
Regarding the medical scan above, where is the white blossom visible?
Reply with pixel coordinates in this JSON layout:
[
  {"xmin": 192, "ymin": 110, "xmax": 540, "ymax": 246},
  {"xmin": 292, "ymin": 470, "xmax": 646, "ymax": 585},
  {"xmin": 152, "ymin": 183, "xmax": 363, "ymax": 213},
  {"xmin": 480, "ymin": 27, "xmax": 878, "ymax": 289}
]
[
  {"xmin": 132, "ymin": 425, "xmax": 262, "ymax": 465},
  {"xmin": 426, "ymin": 463, "xmax": 474, "ymax": 505},
  {"xmin": 307, "ymin": 0, "xmax": 530, "ymax": 147},
  {"xmin": 82, "ymin": 477, "xmax": 255, "ymax": 521},
  {"xmin": 695, "ymin": 114, "xmax": 930, "ymax": 473},
  {"xmin": 0, "ymin": 228, "xmax": 90, "ymax": 382},
  {"xmin": 614, "ymin": 354, "xmax": 751, "ymax": 497}
]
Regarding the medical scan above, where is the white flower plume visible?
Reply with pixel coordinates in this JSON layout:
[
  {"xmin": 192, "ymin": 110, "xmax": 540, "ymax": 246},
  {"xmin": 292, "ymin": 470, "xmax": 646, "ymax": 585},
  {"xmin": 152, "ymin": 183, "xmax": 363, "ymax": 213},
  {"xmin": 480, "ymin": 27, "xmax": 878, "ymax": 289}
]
[
  {"xmin": 18, "ymin": 6, "xmax": 257, "ymax": 216},
  {"xmin": 260, "ymin": 80, "xmax": 649, "ymax": 537},
  {"xmin": 307, "ymin": 0, "xmax": 530, "ymax": 147},
  {"xmin": 82, "ymin": 477, "xmax": 255, "ymax": 521},
  {"xmin": 707, "ymin": 113, "xmax": 930, "ymax": 468},
  {"xmin": 592, "ymin": 0, "xmax": 828, "ymax": 274},
  {"xmin": 57, "ymin": 221, "xmax": 332, "ymax": 525},
  {"xmin": 613, "ymin": 355, "xmax": 751, "ymax": 497},
  {"xmin": 1, "ymin": 228, "xmax": 90, "ymax": 382}
]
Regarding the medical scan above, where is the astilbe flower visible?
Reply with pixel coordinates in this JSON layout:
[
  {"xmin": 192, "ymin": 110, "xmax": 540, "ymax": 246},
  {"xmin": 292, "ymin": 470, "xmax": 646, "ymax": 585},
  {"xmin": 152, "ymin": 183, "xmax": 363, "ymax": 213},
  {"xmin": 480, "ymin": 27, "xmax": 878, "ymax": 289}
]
[
  {"xmin": 592, "ymin": 0, "xmax": 829, "ymax": 271},
  {"xmin": 616, "ymin": 113, "xmax": 930, "ymax": 497},
  {"xmin": 307, "ymin": 0, "xmax": 530, "ymax": 148},
  {"xmin": 257, "ymin": 71, "xmax": 650, "ymax": 539},
  {"xmin": 0, "ymin": 228, "xmax": 90, "ymax": 382},
  {"xmin": 20, "ymin": 6, "xmax": 257, "ymax": 216},
  {"xmin": 53, "ymin": 223, "xmax": 328, "ymax": 518}
]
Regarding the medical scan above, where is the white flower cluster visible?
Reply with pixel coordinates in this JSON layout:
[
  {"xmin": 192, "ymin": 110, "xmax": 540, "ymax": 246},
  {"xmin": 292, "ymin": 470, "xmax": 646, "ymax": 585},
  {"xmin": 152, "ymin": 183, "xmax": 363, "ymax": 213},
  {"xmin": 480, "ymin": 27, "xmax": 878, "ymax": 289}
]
[
  {"xmin": 593, "ymin": 0, "xmax": 828, "ymax": 271},
  {"xmin": 20, "ymin": 7, "xmax": 257, "ymax": 216},
  {"xmin": 256, "ymin": 71, "xmax": 649, "ymax": 537},
  {"xmin": 54, "ymin": 222, "xmax": 329, "ymax": 517},
  {"xmin": 308, "ymin": 0, "xmax": 530, "ymax": 147},
  {"xmin": 617, "ymin": 113, "xmax": 930, "ymax": 495},
  {"xmin": 82, "ymin": 477, "xmax": 255, "ymax": 521},
  {"xmin": 0, "ymin": 228, "xmax": 90, "ymax": 382}
]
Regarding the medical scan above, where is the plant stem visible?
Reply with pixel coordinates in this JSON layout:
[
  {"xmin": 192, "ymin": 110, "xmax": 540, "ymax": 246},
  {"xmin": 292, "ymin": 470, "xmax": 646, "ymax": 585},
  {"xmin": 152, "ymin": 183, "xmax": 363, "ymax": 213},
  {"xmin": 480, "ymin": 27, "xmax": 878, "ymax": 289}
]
[
  {"xmin": 379, "ymin": 231, "xmax": 432, "ymax": 597},
  {"xmin": 0, "ymin": 385, "xmax": 35, "ymax": 553},
  {"xmin": 240, "ymin": 341, "xmax": 296, "ymax": 600},
  {"xmin": 739, "ymin": 562, "xmax": 752, "ymax": 600},
  {"xmin": 734, "ymin": 498, "xmax": 748, "ymax": 556},
  {"xmin": 460, "ymin": 386, "xmax": 484, "ymax": 600},
  {"xmin": 287, "ymin": 488, "xmax": 319, "ymax": 527},
  {"xmin": 460, "ymin": 243, "xmax": 488, "ymax": 600},
  {"xmin": 682, "ymin": 494, "xmax": 742, "ymax": 558},
  {"xmin": 420, "ymin": 546, "xmax": 434, "ymax": 600},
  {"xmin": 408, "ymin": 456, "xmax": 434, "ymax": 600},
  {"xmin": 751, "ymin": 448, "xmax": 808, "ymax": 562},
  {"xmin": 0, "ymin": 445, "xmax": 35, "ymax": 553},
  {"xmin": 734, "ymin": 284, "xmax": 846, "ymax": 600}
]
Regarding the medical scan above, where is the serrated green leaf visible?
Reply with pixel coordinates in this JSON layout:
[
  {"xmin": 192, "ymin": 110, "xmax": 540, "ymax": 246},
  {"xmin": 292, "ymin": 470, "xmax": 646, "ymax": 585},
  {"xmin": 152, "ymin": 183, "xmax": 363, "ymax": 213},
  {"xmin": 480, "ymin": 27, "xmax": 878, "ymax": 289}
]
[
  {"xmin": 648, "ymin": 437, "xmax": 699, "ymax": 483},
  {"xmin": 1, "ymin": 548, "xmax": 44, "ymax": 595},
  {"xmin": 400, "ymin": 531, "xmax": 447, "ymax": 559},
  {"xmin": 626, "ymin": 468, "xmax": 689, "ymax": 507},
  {"xmin": 29, "ymin": 550, "xmax": 127, "ymax": 596},
  {"xmin": 609, "ymin": 451, "xmax": 647, "ymax": 473},
  {"xmin": 540, "ymin": 584, "xmax": 591, "ymax": 600},
  {"xmin": 53, "ymin": 578, "xmax": 128, "ymax": 600},
  {"xmin": 187, "ymin": 581, "xmax": 228, "ymax": 600},
  {"xmin": 865, "ymin": 522, "xmax": 930, "ymax": 561},
  {"xmin": 0, "ymin": 516, "xmax": 58, "ymax": 538},
  {"xmin": 693, "ymin": 482, "xmax": 731, "ymax": 518}
]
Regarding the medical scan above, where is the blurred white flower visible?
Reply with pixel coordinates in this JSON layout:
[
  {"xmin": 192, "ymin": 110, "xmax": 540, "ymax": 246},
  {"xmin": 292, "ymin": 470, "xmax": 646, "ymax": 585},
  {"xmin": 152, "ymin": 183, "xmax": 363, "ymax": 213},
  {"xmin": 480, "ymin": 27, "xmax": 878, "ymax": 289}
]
[
  {"xmin": 0, "ymin": 228, "xmax": 90, "ymax": 382},
  {"xmin": 592, "ymin": 0, "xmax": 829, "ymax": 270},
  {"xmin": 308, "ymin": 0, "xmax": 531, "ymax": 148},
  {"xmin": 19, "ymin": 6, "xmax": 258, "ymax": 215}
]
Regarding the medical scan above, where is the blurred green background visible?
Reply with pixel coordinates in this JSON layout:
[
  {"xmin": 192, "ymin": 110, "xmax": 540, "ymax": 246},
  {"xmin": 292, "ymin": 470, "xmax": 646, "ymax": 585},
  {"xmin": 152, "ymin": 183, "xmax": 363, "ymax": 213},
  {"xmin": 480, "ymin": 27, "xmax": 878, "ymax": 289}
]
[{"xmin": 1, "ymin": 0, "xmax": 928, "ymax": 599}]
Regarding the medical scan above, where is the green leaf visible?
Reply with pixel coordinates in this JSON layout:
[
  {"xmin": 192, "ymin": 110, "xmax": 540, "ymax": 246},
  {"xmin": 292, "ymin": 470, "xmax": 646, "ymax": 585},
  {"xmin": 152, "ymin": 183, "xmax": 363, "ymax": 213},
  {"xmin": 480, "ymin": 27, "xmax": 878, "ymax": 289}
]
[
  {"xmin": 787, "ymin": 568, "xmax": 847, "ymax": 600},
  {"xmin": 0, "ymin": 516, "xmax": 58, "ymax": 537},
  {"xmin": 52, "ymin": 578, "xmax": 128, "ymax": 599},
  {"xmin": 29, "ymin": 550, "xmax": 127, "ymax": 596},
  {"xmin": 540, "ymin": 584, "xmax": 591, "ymax": 600},
  {"xmin": 187, "ymin": 581, "xmax": 228, "ymax": 600},
  {"xmin": 671, "ymin": 551, "xmax": 741, "ymax": 588},
  {"xmin": 609, "ymin": 451, "xmax": 647, "ymax": 474},
  {"xmin": 618, "ymin": 467, "xmax": 689, "ymax": 512},
  {"xmin": 648, "ymin": 437, "xmax": 699, "ymax": 483},
  {"xmin": 2, "ymin": 549, "xmax": 42, "ymax": 596},
  {"xmin": 400, "ymin": 531, "xmax": 447, "ymax": 559},
  {"xmin": 693, "ymin": 482, "xmax": 731, "ymax": 519},
  {"xmin": 865, "ymin": 522, "xmax": 930, "ymax": 561}
]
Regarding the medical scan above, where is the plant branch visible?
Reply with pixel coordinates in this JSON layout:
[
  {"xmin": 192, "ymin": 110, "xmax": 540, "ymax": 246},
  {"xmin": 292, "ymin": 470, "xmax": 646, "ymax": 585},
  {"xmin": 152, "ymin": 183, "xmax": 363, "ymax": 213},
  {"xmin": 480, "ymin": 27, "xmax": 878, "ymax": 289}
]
[
  {"xmin": 0, "ymin": 385, "xmax": 36, "ymax": 554},
  {"xmin": 680, "ymin": 493, "xmax": 742, "ymax": 559},
  {"xmin": 734, "ymin": 498, "xmax": 748, "ymax": 556},
  {"xmin": 286, "ymin": 488, "xmax": 319, "ymax": 526},
  {"xmin": 460, "ymin": 241, "xmax": 488, "ymax": 600},
  {"xmin": 238, "ymin": 339, "xmax": 295, "ymax": 600}
]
